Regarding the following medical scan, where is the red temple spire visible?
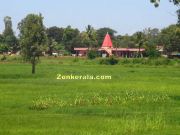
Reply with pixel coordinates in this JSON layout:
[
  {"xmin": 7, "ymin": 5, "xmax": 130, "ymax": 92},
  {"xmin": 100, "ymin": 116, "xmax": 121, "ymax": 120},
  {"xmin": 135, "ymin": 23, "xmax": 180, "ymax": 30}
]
[{"xmin": 102, "ymin": 33, "xmax": 113, "ymax": 48}]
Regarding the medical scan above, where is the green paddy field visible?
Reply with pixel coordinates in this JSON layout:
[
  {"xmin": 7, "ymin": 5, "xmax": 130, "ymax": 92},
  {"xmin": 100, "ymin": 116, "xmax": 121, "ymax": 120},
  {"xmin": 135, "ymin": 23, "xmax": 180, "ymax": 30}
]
[{"xmin": 0, "ymin": 57, "xmax": 179, "ymax": 135}]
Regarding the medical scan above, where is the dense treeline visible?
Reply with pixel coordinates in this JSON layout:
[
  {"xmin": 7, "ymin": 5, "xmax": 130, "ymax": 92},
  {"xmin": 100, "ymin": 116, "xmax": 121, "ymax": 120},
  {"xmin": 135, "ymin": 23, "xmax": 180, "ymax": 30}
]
[{"xmin": 0, "ymin": 13, "xmax": 179, "ymax": 58}]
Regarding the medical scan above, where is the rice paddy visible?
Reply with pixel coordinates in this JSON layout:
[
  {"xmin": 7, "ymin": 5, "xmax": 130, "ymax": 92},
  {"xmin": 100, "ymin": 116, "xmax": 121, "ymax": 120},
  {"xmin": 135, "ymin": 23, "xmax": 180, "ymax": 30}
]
[{"xmin": 0, "ymin": 56, "xmax": 179, "ymax": 135}]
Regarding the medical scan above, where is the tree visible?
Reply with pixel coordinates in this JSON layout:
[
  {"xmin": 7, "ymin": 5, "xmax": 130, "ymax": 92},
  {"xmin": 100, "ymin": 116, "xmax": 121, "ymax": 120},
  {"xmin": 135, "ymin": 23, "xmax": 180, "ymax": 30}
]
[
  {"xmin": 18, "ymin": 14, "xmax": 47, "ymax": 74},
  {"xmin": 0, "ymin": 34, "xmax": 8, "ymax": 54},
  {"xmin": 115, "ymin": 34, "xmax": 136, "ymax": 48},
  {"xmin": 145, "ymin": 40, "xmax": 160, "ymax": 58},
  {"xmin": 0, "ymin": 34, "xmax": 5, "ymax": 43},
  {"xmin": 62, "ymin": 26, "xmax": 80, "ymax": 52},
  {"xmin": 46, "ymin": 26, "xmax": 64, "ymax": 55},
  {"xmin": 134, "ymin": 32, "xmax": 146, "ymax": 57},
  {"xmin": 143, "ymin": 28, "xmax": 159, "ymax": 37},
  {"xmin": 177, "ymin": 9, "xmax": 180, "ymax": 25},
  {"xmin": 160, "ymin": 25, "xmax": 180, "ymax": 53},
  {"xmin": 3, "ymin": 16, "xmax": 18, "ymax": 52},
  {"xmin": 150, "ymin": 0, "xmax": 180, "ymax": 7},
  {"xmin": 85, "ymin": 25, "xmax": 98, "ymax": 48},
  {"xmin": 47, "ymin": 38, "xmax": 65, "ymax": 55},
  {"xmin": 46, "ymin": 26, "xmax": 64, "ymax": 43},
  {"xmin": 142, "ymin": 28, "xmax": 161, "ymax": 57},
  {"xmin": 3, "ymin": 16, "xmax": 14, "ymax": 37},
  {"xmin": 0, "ymin": 43, "xmax": 9, "ymax": 53}
]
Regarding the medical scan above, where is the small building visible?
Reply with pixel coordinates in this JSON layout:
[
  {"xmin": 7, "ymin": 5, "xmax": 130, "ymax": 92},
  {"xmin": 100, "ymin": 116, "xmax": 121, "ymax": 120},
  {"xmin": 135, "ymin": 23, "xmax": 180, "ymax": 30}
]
[
  {"xmin": 156, "ymin": 45, "xmax": 164, "ymax": 55},
  {"xmin": 168, "ymin": 52, "xmax": 180, "ymax": 59},
  {"xmin": 74, "ymin": 33, "xmax": 145, "ymax": 58}
]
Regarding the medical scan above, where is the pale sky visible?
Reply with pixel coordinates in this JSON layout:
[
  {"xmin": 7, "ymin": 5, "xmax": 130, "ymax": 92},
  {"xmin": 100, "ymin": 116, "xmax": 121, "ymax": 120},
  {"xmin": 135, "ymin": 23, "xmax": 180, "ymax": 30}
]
[{"xmin": 0, "ymin": 0, "xmax": 178, "ymax": 35}]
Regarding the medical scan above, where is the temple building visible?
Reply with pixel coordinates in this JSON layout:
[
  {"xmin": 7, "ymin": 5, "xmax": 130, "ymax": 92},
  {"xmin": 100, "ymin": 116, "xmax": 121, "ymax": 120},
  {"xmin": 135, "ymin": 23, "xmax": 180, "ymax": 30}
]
[{"xmin": 74, "ymin": 33, "xmax": 145, "ymax": 57}]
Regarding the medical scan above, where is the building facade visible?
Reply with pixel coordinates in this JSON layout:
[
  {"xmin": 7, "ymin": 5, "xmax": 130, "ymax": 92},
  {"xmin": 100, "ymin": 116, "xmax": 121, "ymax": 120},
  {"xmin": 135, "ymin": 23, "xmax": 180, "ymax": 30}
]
[{"xmin": 74, "ymin": 33, "xmax": 145, "ymax": 58}]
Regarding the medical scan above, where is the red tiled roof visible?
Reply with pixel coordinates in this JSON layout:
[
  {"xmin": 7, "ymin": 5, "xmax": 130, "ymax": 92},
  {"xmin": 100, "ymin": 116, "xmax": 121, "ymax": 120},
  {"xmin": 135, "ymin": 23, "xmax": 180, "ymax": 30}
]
[
  {"xmin": 102, "ymin": 33, "xmax": 113, "ymax": 48},
  {"xmin": 74, "ymin": 48, "xmax": 88, "ymax": 51},
  {"xmin": 112, "ymin": 48, "xmax": 145, "ymax": 52},
  {"xmin": 112, "ymin": 48, "xmax": 128, "ymax": 51},
  {"xmin": 75, "ymin": 48, "xmax": 145, "ymax": 52},
  {"xmin": 128, "ymin": 48, "xmax": 145, "ymax": 52}
]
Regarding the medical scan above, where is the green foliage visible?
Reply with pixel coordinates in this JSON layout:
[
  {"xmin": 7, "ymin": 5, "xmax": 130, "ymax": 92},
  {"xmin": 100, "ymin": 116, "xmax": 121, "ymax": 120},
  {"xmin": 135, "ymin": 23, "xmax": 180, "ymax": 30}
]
[
  {"xmin": 177, "ymin": 9, "xmax": 180, "ymax": 25},
  {"xmin": 2, "ymin": 16, "xmax": 18, "ymax": 52},
  {"xmin": 87, "ymin": 50, "xmax": 97, "ymax": 59},
  {"xmin": 63, "ymin": 51, "xmax": 71, "ymax": 56},
  {"xmin": 134, "ymin": 31, "xmax": 146, "ymax": 57},
  {"xmin": 47, "ymin": 39, "xmax": 65, "ymax": 55},
  {"xmin": 146, "ymin": 49, "xmax": 160, "ymax": 58},
  {"xmin": 72, "ymin": 57, "xmax": 79, "ymax": 62},
  {"xmin": 4, "ymin": 35, "xmax": 18, "ymax": 51},
  {"xmin": 114, "ymin": 35, "xmax": 136, "ymax": 48},
  {"xmin": 46, "ymin": 26, "xmax": 64, "ymax": 43},
  {"xmin": 62, "ymin": 26, "xmax": 80, "ymax": 52},
  {"xmin": 0, "ymin": 55, "xmax": 6, "ymax": 61},
  {"xmin": 0, "ymin": 34, "xmax": 5, "ymax": 43},
  {"xmin": 3, "ymin": 16, "xmax": 14, "ymax": 37},
  {"xmin": 85, "ymin": 25, "xmax": 98, "ymax": 48},
  {"xmin": 18, "ymin": 13, "xmax": 47, "ymax": 60},
  {"xmin": 145, "ymin": 41, "xmax": 160, "ymax": 58},
  {"xmin": 160, "ymin": 25, "xmax": 180, "ymax": 53},
  {"xmin": 99, "ymin": 56, "xmax": 118, "ymax": 65},
  {"xmin": 0, "ymin": 43, "xmax": 9, "ymax": 53},
  {"xmin": 118, "ymin": 58, "xmax": 174, "ymax": 66}
]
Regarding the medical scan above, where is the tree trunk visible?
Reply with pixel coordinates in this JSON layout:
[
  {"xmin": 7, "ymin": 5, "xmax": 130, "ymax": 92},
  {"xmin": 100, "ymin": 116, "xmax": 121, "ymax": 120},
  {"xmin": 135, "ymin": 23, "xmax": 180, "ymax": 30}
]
[
  {"xmin": 138, "ymin": 43, "xmax": 141, "ymax": 58},
  {"xmin": 32, "ymin": 55, "xmax": 35, "ymax": 74}
]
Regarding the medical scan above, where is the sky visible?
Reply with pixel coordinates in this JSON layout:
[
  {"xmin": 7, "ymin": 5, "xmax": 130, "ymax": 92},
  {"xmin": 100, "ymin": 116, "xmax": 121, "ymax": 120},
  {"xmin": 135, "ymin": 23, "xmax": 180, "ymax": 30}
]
[{"xmin": 0, "ymin": 0, "xmax": 179, "ymax": 35}]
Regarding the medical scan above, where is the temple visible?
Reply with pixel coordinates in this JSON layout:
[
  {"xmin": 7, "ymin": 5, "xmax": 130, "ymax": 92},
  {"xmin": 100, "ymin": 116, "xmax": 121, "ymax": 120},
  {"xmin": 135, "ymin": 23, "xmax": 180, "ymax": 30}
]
[{"xmin": 74, "ymin": 33, "xmax": 145, "ymax": 57}]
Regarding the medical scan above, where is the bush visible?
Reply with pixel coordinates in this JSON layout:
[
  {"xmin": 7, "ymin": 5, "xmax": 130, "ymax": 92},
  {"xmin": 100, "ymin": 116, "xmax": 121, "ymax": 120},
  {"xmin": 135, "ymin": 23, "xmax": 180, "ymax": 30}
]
[
  {"xmin": 117, "ymin": 58, "xmax": 176, "ymax": 66},
  {"xmin": 0, "ymin": 43, "xmax": 9, "ymax": 53},
  {"xmin": 100, "ymin": 56, "xmax": 118, "ymax": 65},
  {"xmin": 150, "ymin": 58, "xmax": 171, "ymax": 66},
  {"xmin": 87, "ymin": 50, "xmax": 97, "ymax": 60},
  {"xmin": 108, "ymin": 56, "xmax": 119, "ymax": 65},
  {"xmin": 120, "ymin": 59, "xmax": 131, "ymax": 64},
  {"xmin": 132, "ymin": 58, "xmax": 143, "ymax": 64},
  {"xmin": 63, "ymin": 51, "xmax": 70, "ymax": 56},
  {"xmin": 147, "ymin": 50, "xmax": 160, "ymax": 58},
  {"xmin": 72, "ymin": 57, "xmax": 79, "ymax": 62},
  {"xmin": 0, "ymin": 55, "xmax": 6, "ymax": 61}
]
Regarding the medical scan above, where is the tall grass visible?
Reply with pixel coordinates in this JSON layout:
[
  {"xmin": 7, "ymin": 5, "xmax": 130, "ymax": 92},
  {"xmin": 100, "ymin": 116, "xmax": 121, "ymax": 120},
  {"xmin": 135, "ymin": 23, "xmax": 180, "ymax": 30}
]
[
  {"xmin": 1, "ymin": 55, "xmax": 180, "ymax": 66},
  {"xmin": 30, "ymin": 92, "xmax": 170, "ymax": 110}
]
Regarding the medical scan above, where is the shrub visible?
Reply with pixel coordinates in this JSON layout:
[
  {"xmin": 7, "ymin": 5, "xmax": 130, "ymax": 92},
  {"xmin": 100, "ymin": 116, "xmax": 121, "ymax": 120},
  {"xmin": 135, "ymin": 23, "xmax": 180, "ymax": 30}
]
[
  {"xmin": 146, "ymin": 49, "xmax": 160, "ymax": 58},
  {"xmin": 108, "ymin": 56, "xmax": 119, "ymax": 65},
  {"xmin": 72, "ymin": 57, "xmax": 79, "ymax": 62},
  {"xmin": 148, "ymin": 58, "xmax": 171, "ymax": 66},
  {"xmin": 87, "ymin": 50, "xmax": 97, "ymax": 60},
  {"xmin": 99, "ymin": 56, "xmax": 118, "ymax": 65},
  {"xmin": 0, "ymin": 55, "xmax": 6, "ymax": 61},
  {"xmin": 63, "ymin": 51, "xmax": 70, "ymax": 56},
  {"xmin": 0, "ymin": 43, "xmax": 9, "ymax": 53},
  {"xmin": 132, "ymin": 58, "xmax": 143, "ymax": 64},
  {"xmin": 119, "ymin": 58, "xmax": 131, "ymax": 64},
  {"xmin": 99, "ymin": 59, "xmax": 109, "ymax": 65}
]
